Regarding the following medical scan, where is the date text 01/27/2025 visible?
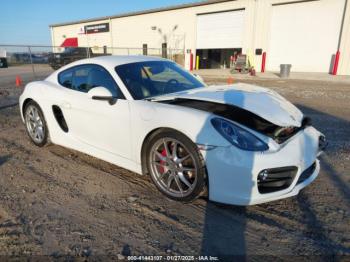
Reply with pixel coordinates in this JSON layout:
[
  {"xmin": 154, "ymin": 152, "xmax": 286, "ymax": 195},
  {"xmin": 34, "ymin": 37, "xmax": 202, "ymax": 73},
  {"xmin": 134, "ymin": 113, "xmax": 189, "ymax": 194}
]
[{"xmin": 127, "ymin": 255, "xmax": 219, "ymax": 261}]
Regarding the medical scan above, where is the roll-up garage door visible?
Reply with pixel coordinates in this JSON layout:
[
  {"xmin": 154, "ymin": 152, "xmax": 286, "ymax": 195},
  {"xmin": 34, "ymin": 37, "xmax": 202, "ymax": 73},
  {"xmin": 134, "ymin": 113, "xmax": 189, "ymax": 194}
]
[
  {"xmin": 196, "ymin": 10, "xmax": 245, "ymax": 49},
  {"xmin": 267, "ymin": 0, "xmax": 344, "ymax": 72}
]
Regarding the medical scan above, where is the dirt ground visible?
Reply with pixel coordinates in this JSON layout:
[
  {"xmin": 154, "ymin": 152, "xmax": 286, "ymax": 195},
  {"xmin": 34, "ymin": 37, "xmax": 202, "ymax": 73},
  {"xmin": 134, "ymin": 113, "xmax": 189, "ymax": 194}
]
[{"xmin": 0, "ymin": 67, "xmax": 349, "ymax": 259}]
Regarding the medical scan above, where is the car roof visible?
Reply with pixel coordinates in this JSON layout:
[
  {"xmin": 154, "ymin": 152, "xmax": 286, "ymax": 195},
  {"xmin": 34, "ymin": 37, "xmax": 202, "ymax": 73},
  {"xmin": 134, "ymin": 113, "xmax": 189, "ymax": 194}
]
[
  {"xmin": 45, "ymin": 55, "xmax": 171, "ymax": 87},
  {"xmin": 70, "ymin": 55, "xmax": 169, "ymax": 68}
]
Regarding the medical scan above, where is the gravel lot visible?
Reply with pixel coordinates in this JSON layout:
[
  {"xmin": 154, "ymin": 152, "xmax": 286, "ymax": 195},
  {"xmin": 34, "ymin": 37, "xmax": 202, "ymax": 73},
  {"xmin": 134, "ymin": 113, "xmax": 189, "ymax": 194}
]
[{"xmin": 0, "ymin": 66, "xmax": 349, "ymax": 259}]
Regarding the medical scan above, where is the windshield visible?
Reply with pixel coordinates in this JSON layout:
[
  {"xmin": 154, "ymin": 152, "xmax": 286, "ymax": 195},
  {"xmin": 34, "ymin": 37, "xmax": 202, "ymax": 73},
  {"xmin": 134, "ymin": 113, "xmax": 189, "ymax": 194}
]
[{"xmin": 115, "ymin": 61, "xmax": 205, "ymax": 100}]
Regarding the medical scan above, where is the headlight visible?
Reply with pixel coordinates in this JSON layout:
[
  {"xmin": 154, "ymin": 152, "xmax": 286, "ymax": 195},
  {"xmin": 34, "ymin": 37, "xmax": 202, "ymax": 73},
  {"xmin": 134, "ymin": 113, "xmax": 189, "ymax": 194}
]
[{"xmin": 211, "ymin": 117, "xmax": 269, "ymax": 151}]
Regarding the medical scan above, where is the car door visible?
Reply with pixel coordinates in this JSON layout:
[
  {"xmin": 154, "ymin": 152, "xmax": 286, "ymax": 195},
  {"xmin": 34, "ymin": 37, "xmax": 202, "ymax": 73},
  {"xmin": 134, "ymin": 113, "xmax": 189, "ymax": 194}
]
[{"xmin": 57, "ymin": 64, "xmax": 131, "ymax": 159}]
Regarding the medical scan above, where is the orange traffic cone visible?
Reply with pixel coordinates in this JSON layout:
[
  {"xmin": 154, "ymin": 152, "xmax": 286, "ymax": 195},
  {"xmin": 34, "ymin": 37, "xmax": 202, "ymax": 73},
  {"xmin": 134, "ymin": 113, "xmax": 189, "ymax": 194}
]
[
  {"xmin": 227, "ymin": 76, "xmax": 234, "ymax": 85},
  {"xmin": 15, "ymin": 76, "xmax": 22, "ymax": 87}
]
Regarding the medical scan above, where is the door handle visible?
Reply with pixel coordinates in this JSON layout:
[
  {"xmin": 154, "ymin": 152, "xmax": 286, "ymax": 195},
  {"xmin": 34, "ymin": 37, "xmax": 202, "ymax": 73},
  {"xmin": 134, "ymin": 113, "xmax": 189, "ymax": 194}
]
[{"xmin": 61, "ymin": 101, "xmax": 71, "ymax": 109}]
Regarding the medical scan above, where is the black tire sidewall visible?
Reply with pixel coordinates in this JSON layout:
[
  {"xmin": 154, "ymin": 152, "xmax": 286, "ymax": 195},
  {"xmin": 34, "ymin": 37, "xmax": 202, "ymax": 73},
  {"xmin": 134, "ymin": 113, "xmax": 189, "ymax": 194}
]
[
  {"xmin": 24, "ymin": 101, "xmax": 48, "ymax": 147},
  {"xmin": 145, "ymin": 129, "xmax": 206, "ymax": 202}
]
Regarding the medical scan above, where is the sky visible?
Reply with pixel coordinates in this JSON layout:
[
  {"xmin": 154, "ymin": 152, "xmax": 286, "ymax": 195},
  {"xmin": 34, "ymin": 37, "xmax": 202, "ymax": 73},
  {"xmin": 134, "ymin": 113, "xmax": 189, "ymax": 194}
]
[{"xmin": 0, "ymin": 0, "xmax": 202, "ymax": 46}]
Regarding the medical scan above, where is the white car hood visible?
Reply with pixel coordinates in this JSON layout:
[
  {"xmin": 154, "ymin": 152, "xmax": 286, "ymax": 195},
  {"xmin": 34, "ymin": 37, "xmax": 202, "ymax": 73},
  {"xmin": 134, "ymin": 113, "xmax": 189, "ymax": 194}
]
[{"xmin": 153, "ymin": 83, "xmax": 304, "ymax": 127}]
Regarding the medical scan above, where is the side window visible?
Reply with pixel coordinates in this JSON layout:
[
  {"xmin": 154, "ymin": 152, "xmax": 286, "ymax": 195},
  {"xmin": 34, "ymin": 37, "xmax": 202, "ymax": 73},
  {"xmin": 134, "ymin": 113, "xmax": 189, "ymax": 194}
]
[
  {"xmin": 58, "ymin": 65, "xmax": 124, "ymax": 98},
  {"xmin": 86, "ymin": 66, "xmax": 121, "ymax": 97},
  {"xmin": 58, "ymin": 69, "xmax": 73, "ymax": 89},
  {"xmin": 72, "ymin": 66, "xmax": 90, "ymax": 92}
]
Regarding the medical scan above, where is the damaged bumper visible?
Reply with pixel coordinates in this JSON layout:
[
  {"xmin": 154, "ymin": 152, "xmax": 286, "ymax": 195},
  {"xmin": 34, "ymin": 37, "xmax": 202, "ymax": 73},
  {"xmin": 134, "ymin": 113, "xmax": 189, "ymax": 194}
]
[{"xmin": 202, "ymin": 126, "xmax": 325, "ymax": 205}]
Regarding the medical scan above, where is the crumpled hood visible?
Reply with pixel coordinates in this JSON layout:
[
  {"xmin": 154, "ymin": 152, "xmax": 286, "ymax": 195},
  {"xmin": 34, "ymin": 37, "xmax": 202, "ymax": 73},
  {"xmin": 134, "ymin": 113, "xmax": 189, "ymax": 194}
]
[{"xmin": 153, "ymin": 83, "xmax": 304, "ymax": 127}]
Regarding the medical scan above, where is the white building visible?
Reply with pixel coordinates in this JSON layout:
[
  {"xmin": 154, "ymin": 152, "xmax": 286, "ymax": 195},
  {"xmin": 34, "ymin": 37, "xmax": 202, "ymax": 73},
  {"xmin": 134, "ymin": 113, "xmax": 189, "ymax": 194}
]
[{"xmin": 50, "ymin": 0, "xmax": 350, "ymax": 75}]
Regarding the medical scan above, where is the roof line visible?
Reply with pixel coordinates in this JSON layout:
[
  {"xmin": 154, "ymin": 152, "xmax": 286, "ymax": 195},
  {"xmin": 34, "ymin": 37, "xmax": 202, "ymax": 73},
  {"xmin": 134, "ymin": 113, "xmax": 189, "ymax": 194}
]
[{"xmin": 49, "ymin": 0, "xmax": 234, "ymax": 27}]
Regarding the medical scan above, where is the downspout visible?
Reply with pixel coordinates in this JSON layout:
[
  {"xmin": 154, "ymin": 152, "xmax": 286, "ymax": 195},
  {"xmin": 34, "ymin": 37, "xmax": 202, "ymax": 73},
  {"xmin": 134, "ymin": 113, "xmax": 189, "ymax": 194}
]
[
  {"xmin": 333, "ymin": 0, "xmax": 348, "ymax": 75},
  {"xmin": 109, "ymin": 18, "xmax": 114, "ymax": 54}
]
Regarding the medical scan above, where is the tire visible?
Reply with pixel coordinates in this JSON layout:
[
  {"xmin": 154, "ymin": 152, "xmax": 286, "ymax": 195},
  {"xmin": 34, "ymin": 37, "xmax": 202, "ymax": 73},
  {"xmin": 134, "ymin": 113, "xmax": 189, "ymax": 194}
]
[
  {"xmin": 24, "ymin": 101, "xmax": 48, "ymax": 147},
  {"xmin": 145, "ymin": 129, "xmax": 206, "ymax": 202}
]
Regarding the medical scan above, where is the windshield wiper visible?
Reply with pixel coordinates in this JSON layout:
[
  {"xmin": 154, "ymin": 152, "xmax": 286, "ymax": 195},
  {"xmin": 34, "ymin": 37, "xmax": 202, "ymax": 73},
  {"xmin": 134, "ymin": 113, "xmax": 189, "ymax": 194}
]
[{"xmin": 145, "ymin": 96, "xmax": 175, "ymax": 102}]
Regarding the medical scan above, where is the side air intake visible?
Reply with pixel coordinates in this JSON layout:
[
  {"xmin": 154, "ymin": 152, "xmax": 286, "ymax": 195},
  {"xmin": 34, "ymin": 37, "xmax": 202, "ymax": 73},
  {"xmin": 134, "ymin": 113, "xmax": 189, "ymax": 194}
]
[{"xmin": 52, "ymin": 105, "xmax": 69, "ymax": 133}]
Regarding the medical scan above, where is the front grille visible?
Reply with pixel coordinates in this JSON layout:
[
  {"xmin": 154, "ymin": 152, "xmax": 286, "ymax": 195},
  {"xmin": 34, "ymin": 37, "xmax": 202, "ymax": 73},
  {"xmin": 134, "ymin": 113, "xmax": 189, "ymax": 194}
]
[
  {"xmin": 258, "ymin": 166, "xmax": 298, "ymax": 194},
  {"xmin": 297, "ymin": 162, "xmax": 316, "ymax": 184}
]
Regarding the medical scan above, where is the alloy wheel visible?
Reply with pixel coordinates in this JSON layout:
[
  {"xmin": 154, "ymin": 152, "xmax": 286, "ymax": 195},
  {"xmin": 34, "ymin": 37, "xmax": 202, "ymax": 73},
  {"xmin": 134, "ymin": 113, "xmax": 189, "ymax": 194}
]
[
  {"xmin": 25, "ymin": 105, "xmax": 45, "ymax": 144},
  {"xmin": 149, "ymin": 138, "xmax": 198, "ymax": 198}
]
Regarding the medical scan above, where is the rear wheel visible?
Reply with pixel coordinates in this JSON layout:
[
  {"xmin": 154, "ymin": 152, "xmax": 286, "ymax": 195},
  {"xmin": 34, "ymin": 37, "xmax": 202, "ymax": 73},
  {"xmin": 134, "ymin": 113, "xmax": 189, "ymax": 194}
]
[
  {"xmin": 24, "ymin": 101, "xmax": 48, "ymax": 147},
  {"xmin": 146, "ymin": 130, "xmax": 206, "ymax": 202}
]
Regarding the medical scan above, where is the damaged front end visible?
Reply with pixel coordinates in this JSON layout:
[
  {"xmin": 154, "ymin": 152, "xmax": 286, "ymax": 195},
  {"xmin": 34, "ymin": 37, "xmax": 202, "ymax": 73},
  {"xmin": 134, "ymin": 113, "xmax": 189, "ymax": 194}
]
[{"xmin": 159, "ymin": 98, "xmax": 311, "ymax": 144}]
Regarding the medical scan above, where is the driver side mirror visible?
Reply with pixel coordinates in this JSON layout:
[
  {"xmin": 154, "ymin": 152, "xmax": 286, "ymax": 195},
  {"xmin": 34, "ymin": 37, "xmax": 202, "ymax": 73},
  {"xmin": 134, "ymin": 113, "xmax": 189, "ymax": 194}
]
[{"xmin": 87, "ymin": 86, "xmax": 117, "ymax": 105}]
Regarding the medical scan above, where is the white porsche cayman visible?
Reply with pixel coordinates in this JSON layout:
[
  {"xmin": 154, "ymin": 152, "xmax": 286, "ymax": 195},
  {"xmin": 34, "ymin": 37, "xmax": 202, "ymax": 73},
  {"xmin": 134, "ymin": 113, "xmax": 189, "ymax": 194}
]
[{"xmin": 19, "ymin": 56, "xmax": 327, "ymax": 205}]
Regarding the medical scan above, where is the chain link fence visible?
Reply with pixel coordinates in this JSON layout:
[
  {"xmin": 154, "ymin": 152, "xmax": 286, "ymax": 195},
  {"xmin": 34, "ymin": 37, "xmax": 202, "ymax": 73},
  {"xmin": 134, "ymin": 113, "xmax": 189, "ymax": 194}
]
[{"xmin": 0, "ymin": 45, "xmax": 185, "ymax": 82}]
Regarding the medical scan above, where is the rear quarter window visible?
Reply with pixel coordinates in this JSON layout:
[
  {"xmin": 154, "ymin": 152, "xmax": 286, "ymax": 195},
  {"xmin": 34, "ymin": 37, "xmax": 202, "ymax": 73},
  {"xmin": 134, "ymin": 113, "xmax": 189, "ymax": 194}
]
[{"xmin": 58, "ymin": 69, "xmax": 73, "ymax": 89}]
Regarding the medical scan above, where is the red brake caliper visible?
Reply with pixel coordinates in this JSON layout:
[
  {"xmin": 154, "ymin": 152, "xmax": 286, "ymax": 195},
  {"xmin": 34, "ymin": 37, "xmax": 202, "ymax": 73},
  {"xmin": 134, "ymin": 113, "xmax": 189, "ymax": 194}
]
[{"xmin": 158, "ymin": 149, "xmax": 167, "ymax": 174}]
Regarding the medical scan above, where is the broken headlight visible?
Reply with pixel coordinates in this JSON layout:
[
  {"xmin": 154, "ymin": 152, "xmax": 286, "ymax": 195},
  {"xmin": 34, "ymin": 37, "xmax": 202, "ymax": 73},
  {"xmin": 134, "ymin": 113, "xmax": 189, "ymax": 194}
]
[{"xmin": 211, "ymin": 117, "xmax": 269, "ymax": 151}]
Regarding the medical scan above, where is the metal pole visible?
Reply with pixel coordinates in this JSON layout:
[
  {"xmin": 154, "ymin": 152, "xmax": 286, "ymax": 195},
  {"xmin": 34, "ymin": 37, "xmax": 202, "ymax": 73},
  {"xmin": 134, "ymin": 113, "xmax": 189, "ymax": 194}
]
[
  {"xmin": 190, "ymin": 52, "xmax": 193, "ymax": 71},
  {"xmin": 261, "ymin": 52, "xmax": 266, "ymax": 73},
  {"xmin": 332, "ymin": 51, "xmax": 340, "ymax": 75},
  {"xmin": 28, "ymin": 46, "xmax": 36, "ymax": 80},
  {"xmin": 86, "ymin": 29, "xmax": 90, "ymax": 58}
]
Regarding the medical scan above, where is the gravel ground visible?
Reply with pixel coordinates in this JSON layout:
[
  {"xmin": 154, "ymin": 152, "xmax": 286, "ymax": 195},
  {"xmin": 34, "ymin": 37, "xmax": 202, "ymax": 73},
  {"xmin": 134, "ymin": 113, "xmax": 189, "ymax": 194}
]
[{"xmin": 0, "ymin": 69, "xmax": 349, "ymax": 260}]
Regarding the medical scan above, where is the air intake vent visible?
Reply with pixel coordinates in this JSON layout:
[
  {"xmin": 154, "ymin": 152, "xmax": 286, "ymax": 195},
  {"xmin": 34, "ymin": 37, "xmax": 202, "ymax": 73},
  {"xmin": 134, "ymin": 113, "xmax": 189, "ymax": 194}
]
[
  {"xmin": 258, "ymin": 166, "xmax": 298, "ymax": 194},
  {"xmin": 52, "ymin": 105, "xmax": 69, "ymax": 133},
  {"xmin": 297, "ymin": 162, "xmax": 316, "ymax": 185}
]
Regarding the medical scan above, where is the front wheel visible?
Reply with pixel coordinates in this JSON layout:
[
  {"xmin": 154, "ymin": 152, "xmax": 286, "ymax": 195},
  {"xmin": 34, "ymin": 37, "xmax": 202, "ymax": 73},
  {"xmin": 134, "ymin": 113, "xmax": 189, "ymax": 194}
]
[
  {"xmin": 24, "ymin": 101, "xmax": 48, "ymax": 147},
  {"xmin": 146, "ymin": 130, "xmax": 206, "ymax": 202}
]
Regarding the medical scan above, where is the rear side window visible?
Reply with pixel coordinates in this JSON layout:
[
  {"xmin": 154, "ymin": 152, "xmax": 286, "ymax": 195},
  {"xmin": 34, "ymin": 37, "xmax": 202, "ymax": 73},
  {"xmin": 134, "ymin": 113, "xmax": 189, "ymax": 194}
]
[
  {"xmin": 58, "ymin": 69, "xmax": 73, "ymax": 88},
  {"xmin": 72, "ymin": 67, "xmax": 91, "ymax": 92}
]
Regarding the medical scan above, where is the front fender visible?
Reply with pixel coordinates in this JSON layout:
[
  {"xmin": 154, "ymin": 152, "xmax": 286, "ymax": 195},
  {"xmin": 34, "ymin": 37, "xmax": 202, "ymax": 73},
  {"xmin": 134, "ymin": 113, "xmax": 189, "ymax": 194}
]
[{"xmin": 130, "ymin": 101, "xmax": 231, "ymax": 165}]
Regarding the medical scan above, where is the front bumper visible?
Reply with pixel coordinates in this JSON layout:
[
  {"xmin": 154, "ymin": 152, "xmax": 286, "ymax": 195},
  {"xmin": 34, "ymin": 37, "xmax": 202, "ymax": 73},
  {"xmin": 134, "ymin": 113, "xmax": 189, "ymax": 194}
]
[{"xmin": 203, "ymin": 126, "xmax": 324, "ymax": 205}]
